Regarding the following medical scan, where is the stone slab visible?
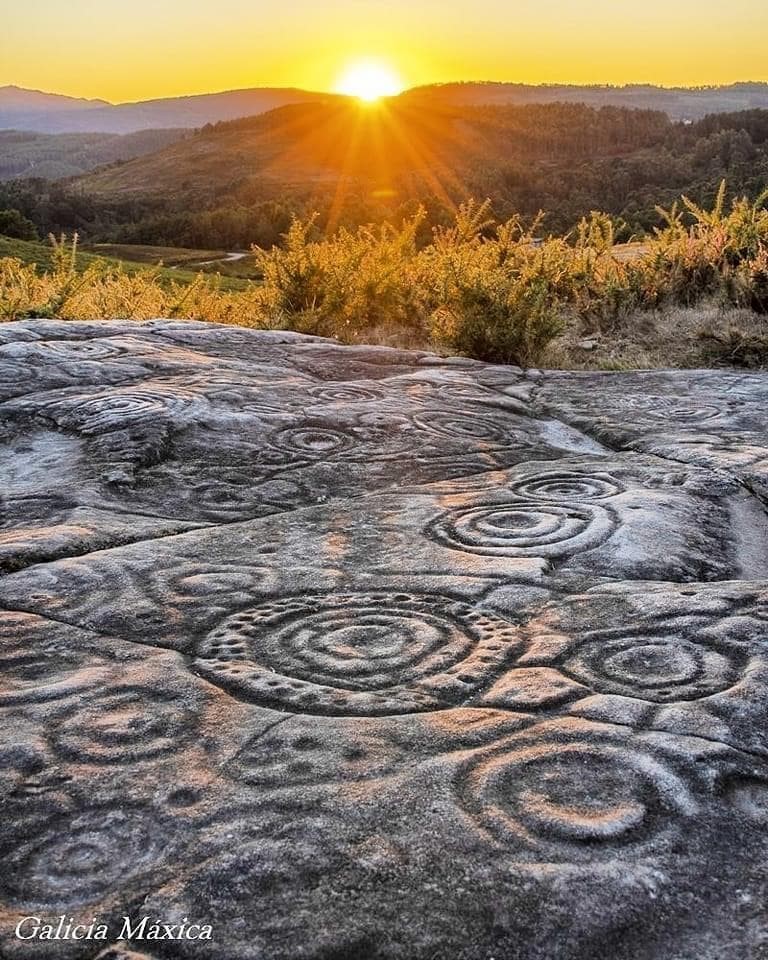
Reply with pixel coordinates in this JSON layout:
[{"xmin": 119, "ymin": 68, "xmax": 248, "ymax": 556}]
[{"xmin": 0, "ymin": 320, "xmax": 767, "ymax": 959}]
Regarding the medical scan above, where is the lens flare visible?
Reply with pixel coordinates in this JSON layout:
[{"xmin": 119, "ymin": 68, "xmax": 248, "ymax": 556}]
[{"xmin": 335, "ymin": 60, "xmax": 403, "ymax": 102}]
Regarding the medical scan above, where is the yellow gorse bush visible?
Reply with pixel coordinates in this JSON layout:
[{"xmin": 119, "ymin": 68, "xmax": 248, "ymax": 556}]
[
  {"xmin": 251, "ymin": 213, "xmax": 426, "ymax": 336},
  {"xmin": 1, "ymin": 183, "xmax": 767, "ymax": 366},
  {"xmin": 0, "ymin": 234, "xmax": 268, "ymax": 326}
]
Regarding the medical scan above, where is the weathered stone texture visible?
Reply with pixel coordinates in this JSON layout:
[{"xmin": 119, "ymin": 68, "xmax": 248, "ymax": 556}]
[{"xmin": 1, "ymin": 320, "xmax": 767, "ymax": 959}]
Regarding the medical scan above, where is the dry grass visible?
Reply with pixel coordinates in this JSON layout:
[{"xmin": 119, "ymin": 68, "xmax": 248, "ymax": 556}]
[{"xmin": 546, "ymin": 304, "xmax": 768, "ymax": 370}]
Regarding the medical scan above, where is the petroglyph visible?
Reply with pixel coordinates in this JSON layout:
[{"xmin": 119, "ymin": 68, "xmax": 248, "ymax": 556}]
[{"xmin": 0, "ymin": 320, "xmax": 767, "ymax": 959}]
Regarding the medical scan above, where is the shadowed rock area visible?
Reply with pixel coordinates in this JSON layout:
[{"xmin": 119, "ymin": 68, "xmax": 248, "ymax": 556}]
[{"xmin": 1, "ymin": 319, "xmax": 767, "ymax": 960}]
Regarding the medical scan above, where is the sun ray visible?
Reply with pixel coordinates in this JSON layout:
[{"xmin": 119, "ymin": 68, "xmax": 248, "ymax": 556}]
[{"xmin": 252, "ymin": 72, "xmax": 476, "ymax": 236}]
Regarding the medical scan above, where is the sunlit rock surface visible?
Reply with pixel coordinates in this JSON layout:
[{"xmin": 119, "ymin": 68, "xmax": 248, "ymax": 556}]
[{"xmin": 1, "ymin": 319, "xmax": 767, "ymax": 959}]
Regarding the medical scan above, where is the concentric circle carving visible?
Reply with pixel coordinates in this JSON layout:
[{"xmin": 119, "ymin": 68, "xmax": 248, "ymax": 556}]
[
  {"xmin": 50, "ymin": 388, "xmax": 194, "ymax": 433},
  {"xmin": 457, "ymin": 737, "xmax": 696, "ymax": 859},
  {"xmin": 52, "ymin": 685, "xmax": 195, "ymax": 763},
  {"xmin": 1, "ymin": 807, "xmax": 170, "ymax": 906},
  {"xmin": 195, "ymin": 592, "xmax": 521, "ymax": 715},
  {"xmin": 268, "ymin": 425, "xmax": 355, "ymax": 457},
  {"xmin": 562, "ymin": 624, "xmax": 745, "ymax": 702},
  {"xmin": 509, "ymin": 471, "xmax": 623, "ymax": 502},
  {"xmin": 413, "ymin": 412, "xmax": 517, "ymax": 445},
  {"xmin": 428, "ymin": 502, "xmax": 615, "ymax": 557},
  {"xmin": 308, "ymin": 385, "xmax": 383, "ymax": 403}
]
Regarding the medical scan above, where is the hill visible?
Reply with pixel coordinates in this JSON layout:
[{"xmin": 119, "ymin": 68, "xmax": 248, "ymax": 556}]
[
  {"xmin": 0, "ymin": 129, "xmax": 188, "ymax": 181},
  {"xmin": 73, "ymin": 99, "xmax": 675, "ymax": 201},
  {"xmin": 0, "ymin": 84, "xmax": 107, "ymax": 114},
  {"xmin": 6, "ymin": 100, "xmax": 768, "ymax": 249},
  {"xmin": 0, "ymin": 85, "xmax": 337, "ymax": 134}
]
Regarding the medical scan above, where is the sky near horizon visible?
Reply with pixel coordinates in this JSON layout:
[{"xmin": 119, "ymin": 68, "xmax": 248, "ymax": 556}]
[{"xmin": 2, "ymin": 0, "xmax": 768, "ymax": 103}]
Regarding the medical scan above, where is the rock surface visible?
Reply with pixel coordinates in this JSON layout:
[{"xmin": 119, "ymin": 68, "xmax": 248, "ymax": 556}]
[{"xmin": 1, "ymin": 319, "xmax": 767, "ymax": 959}]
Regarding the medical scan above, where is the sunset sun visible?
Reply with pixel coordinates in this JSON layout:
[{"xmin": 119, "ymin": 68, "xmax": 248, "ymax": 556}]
[{"xmin": 335, "ymin": 59, "xmax": 403, "ymax": 102}]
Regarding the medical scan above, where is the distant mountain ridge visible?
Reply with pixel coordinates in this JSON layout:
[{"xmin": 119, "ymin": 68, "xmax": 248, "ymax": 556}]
[
  {"xmin": 0, "ymin": 85, "xmax": 108, "ymax": 112},
  {"xmin": 402, "ymin": 82, "xmax": 768, "ymax": 121},
  {"xmin": 3, "ymin": 81, "xmax": 768, "ymax": 133},
  {"xmin": 0, "ymin": 85, "xmax": 335, "ymax": 134}
]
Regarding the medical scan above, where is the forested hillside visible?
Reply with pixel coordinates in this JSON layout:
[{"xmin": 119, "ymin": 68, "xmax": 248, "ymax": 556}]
[
  {"xmin": 402, "ymin": 82, "xmax": 768, "ymax": 120},
  {"xmin": 1, "ymin": 101, "xmax": 768, "ymax": 249},
  {"xmin": 0, "ymin": 129, "xmax": 187, "ymax": 181}
]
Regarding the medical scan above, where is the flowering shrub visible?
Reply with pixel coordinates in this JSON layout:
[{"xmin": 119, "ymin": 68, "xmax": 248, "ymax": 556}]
[{"xmin": 2, "ymin": 183, "xmax": 767, "ymax": 365}]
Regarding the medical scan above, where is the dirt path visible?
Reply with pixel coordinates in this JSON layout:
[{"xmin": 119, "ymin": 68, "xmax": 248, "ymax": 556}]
[{"xmin": 195, "ymin": 252, "xmax": 248, "ymax": 266}]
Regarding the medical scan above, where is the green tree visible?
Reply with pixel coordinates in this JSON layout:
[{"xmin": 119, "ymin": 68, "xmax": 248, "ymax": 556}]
[{"xmin": 0, "ymin": 208, "xmax": 38, "ymax": 240}]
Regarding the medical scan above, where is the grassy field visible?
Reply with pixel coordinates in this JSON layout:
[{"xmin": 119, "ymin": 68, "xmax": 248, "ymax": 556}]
[
  {"xmin": 0, "ymin": 236, "xmax": 252, "ymax": 291},
  {"xmin": 88, "ymin": 243, "xmax": 262, "ymax": 280},
  {"xmin": 88, "ymin": 243, "xmax": 230, "ymax": 265}
]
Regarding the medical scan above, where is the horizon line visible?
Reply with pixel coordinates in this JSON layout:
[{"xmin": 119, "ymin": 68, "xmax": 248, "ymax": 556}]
[{"xmin": 3, "ymin": 78, "xmax": 768, "ymax": 108}]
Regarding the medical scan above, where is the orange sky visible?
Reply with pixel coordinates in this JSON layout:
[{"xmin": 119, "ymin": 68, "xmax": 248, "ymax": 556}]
[{"xmin": 3, "ymin": 0, "xmax": 768, "ymax": 103}]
